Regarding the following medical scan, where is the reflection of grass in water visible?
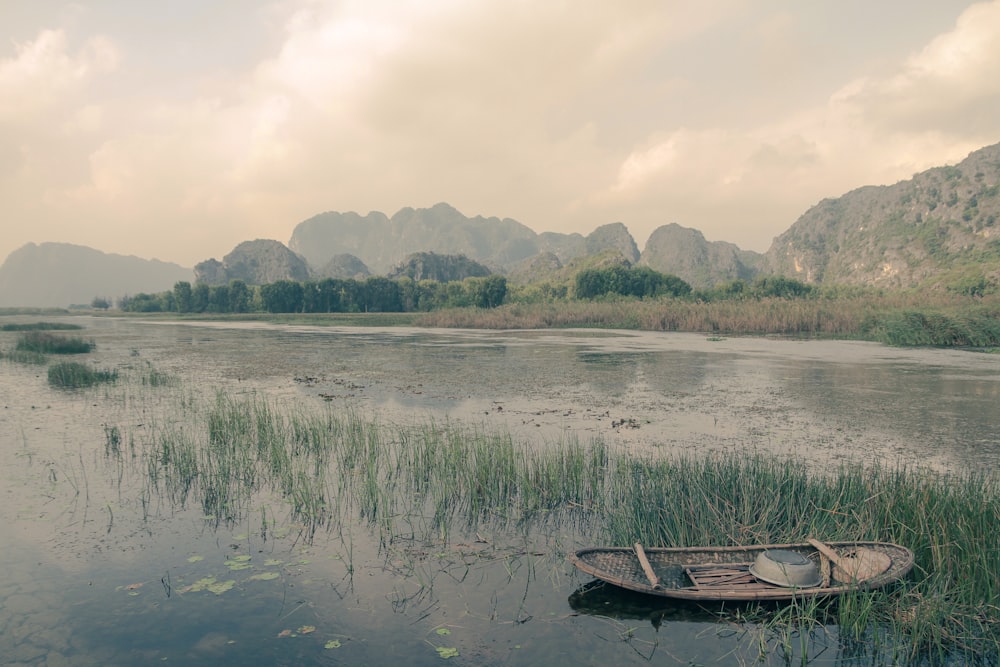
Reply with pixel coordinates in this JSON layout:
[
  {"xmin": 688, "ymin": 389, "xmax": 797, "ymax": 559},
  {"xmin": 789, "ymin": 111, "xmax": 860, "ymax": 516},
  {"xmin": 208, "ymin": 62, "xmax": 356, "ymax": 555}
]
[{"xmin": 106, "ymin": 382, "xmax": 999, "ymax": 664}]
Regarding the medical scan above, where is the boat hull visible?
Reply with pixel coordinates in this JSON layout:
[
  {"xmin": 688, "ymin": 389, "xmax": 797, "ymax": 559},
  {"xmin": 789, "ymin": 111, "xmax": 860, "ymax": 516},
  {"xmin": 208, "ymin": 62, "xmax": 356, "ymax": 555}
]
[{"xmin": 569, "ymin": 541, "xmax": 914, "ymax": 601}]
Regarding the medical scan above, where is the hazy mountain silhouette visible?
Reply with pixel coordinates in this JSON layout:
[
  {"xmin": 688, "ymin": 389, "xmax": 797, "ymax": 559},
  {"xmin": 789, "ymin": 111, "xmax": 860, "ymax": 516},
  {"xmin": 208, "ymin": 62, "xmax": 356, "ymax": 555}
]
[{"xmin": 0, "ymin": 242, "xmax": 192, "ymax": 308}]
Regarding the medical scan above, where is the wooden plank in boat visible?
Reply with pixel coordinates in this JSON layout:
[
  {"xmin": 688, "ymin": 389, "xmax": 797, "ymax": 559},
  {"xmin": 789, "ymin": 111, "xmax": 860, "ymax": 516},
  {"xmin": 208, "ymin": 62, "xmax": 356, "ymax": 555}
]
[{"xmin": 685, "ymin": 563, "xmax": 763, "ymax": 589}]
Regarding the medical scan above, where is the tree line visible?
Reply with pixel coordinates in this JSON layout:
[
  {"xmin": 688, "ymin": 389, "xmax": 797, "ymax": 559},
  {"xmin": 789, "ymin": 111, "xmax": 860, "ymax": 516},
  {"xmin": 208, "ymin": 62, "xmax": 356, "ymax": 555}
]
[
  {"xmin": 118, "ymin": 275, "xmax": 509, "ymax": 313},
  {"xmin": 115, "ymin": 266, "xmax": 815, "ymax": 313}
]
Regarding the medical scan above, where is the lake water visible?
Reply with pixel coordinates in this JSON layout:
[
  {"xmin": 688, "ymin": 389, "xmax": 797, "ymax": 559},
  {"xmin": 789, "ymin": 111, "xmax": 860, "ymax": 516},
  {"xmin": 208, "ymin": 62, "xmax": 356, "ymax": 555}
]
[{"xmin": 1, "ymin": 316, "xmax": 998, "ymax": 666}]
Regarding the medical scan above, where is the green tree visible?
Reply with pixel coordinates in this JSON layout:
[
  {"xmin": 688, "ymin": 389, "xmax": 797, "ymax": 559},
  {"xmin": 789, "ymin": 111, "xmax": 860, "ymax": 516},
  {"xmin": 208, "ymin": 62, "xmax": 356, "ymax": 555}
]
[
  {"xmin": 228, "ymin": 280, "xmax": 252, "ymax": 313},
  {"xmin": 192, "ymin": 283, "xmax": 211, "ymax": 313},
  {"xmin": 751, "ymin": 276, "xmax": 813, "ymax": 299},
  {"xmin": 173, "ymin": 281, "xmax": 193, "ymax": 312},
  {"xmin": 574, "ymin": 269, "xmax": 606, "ymax": 299},
  {"xmin": 209, "ymin": 284, "xmax": 230, "ymax": 312},
  {"xmin": 362, "ymin": 277, "xmax": 403, "ymax": 312},
  {"xmin": 467, "ymin": 275, "xmax": 507, "ymax": 308},
  {"xmin": 260, "ymin": 280, "xmax": 304, "ymax": 313}
]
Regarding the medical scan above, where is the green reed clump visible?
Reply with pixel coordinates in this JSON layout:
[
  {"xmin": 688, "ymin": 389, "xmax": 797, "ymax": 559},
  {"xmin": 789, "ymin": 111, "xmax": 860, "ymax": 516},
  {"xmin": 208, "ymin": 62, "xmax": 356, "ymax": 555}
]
[
  {"xmin": 1, "ymin": 349, "xmax": 48, "ymax": 364},
  {"xmin": 17, "ymin": 331, "xmax": 94, "ymax": 354},
  {"xmin": 142, "ymin": 368, "xmax": 172, "ymax": 386},
  {"xmin": 47, "ymin": 362, "xmax": 117, "ymax": 388},
  {"xmin": 866, "ymin": 308, "xmax": 1000, "ymax": 346},
  {"xmin": 2, "ymin": 321, "xmax": 83, "ymax": 331}
]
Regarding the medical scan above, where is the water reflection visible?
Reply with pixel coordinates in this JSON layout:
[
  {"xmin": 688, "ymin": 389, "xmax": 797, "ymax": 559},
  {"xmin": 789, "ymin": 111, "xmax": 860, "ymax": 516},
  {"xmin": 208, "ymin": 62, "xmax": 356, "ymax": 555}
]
[{"xmin": 3, "ymin": 317, "xmax": 1000, "ymax": 665}]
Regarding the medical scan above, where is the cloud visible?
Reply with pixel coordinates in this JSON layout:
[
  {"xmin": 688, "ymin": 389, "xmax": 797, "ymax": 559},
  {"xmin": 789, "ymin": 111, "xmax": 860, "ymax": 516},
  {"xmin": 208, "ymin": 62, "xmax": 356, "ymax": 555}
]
[
  {"xmin": 3, "ymin": 1, "xmax": 1000, "ymax": 266},
  {"xmin": 0, "ymin": 29, "xmax": 117, "ymax": 122},
  {"xmin": 592, "ymin": 1, "xmax": 1000, "ymax": 249}
]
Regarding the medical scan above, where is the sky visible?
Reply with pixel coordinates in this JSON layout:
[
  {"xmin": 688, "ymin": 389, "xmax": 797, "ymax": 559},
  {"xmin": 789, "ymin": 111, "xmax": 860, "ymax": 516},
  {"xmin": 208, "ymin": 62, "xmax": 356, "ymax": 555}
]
[{"xmin": 2, "ymin": 1, "xmax": 1000, "ymax": 268}]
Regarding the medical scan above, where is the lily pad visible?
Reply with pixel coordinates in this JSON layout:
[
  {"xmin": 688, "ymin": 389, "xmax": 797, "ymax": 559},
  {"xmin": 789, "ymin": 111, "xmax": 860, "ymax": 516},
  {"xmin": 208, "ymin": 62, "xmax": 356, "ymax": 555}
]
[
  {"xmin": 297, "ymin": 625, "xmax": 316, "ymax": 635},
  {"xmin": 182, "ymin": 576, "xmax": 236, "ymax": 595},
  {"xmin": 248, "ymin": 572, "xmax": 280, "ymax": 581},
  {"xmin": 224, "ymin": 560, "xmax": 253, "ymax": 571},
  {"xmin": 230, "ymin": 555, "xmax": 252, "ymax": 562},
  {"xmin": 324, "ymin": 640, "xmax": 341, "ymax": 649},
  {"xmin": 207, "ymin": 579, "xmax": 236, "ymax": 595},
  {"xmin": 435, "ymin": 628, "xmax": 451, "ymax": 636},
  {"xmin": 263, "ymin": 559, "xmax": 283, "ymax": 567},
  {"xmin": 187, "ymin": 555, "xmax": 204, "ymax": 563},
  {"xmin": 436, "ymin": 647, "xmax": 459, "ymax": 659}
]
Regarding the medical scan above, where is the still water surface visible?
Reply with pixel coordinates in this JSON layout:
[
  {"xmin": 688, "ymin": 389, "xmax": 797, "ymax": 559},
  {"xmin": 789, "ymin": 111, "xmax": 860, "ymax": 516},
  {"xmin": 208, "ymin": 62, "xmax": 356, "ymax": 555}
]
[{"xmin": 1, "ymin": 316, "xmax": 998, "ymax": 666}]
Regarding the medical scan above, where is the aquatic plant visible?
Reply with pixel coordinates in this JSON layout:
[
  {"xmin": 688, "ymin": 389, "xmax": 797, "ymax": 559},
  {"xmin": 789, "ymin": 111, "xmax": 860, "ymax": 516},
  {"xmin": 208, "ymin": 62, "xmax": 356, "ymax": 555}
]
[
  {"xmin": 48, "ymin": 362, "xmax": 117, "ymax": 388},
  {"xmin": 1, "ymin": 349, "xmax": 48, "ymax": 365},
  {"xmin": 1, "ymin": 321, "xmax": 83, "ymax": 331},
  {"xmin": 17, "ymin": 331, "xmax": 95, "ymax": 354}
]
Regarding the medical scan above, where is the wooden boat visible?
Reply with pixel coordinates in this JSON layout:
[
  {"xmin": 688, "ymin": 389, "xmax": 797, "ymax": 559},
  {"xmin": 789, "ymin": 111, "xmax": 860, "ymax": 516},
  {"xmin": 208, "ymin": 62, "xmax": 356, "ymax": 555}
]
[{"xmin": 569, "ymin": 539, "xmax": 915, "ymax": 601}]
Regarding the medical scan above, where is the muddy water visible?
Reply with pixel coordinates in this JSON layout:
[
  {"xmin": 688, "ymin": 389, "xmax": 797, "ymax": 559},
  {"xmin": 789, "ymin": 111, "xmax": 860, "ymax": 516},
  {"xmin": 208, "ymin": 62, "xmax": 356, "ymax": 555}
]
[{"xmin": 1, "ymin": 316, "xmax": 998, "ymax": 666}]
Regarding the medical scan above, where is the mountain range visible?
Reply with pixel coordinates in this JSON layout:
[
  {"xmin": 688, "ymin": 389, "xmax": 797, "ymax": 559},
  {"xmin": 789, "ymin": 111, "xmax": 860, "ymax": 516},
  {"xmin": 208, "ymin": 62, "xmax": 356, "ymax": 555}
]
[{"xmin": 2, "ymin": 142, "xmax": 998, "ymax": 307}]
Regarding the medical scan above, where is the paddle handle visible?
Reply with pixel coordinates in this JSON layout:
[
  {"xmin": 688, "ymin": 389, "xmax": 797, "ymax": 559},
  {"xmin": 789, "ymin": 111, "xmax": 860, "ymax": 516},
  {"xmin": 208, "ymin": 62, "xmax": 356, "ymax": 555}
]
[
  {"xmin": 808, "ymin": 538, "xmax": 856, "ymax": 583},
  {"xmin": 634, "ymin": 542, "xmax": 661, "ymax": 589}
]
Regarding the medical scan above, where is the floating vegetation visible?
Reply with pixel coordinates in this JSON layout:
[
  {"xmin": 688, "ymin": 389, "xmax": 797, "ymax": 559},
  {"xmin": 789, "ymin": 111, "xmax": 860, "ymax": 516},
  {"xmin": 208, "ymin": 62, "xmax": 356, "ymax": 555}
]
[
  {"xmin": 247, "ymin": 572, "xmax": 280, "ymax": 581},
  {"xmin": 224, "ymin": 556, "xmax": 253, "ymax": 571},
  {"xmin": 180, "ymin": 576, "xmax": 236, "ymax": 595},
  {"xmin": 48, "ymin": 362, "xmax": 117, "ymax": 388},
  {"xmin": 433, "ymin": 646, "xmax": 459, "ymax": 659},
  {"xmin": 16, "ymin": 331, "xmax": 94, "ymax": 354}
]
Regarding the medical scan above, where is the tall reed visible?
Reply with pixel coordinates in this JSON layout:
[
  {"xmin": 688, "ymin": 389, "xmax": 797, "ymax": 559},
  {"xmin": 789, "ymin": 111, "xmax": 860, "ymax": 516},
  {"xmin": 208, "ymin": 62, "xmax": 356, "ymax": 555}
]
[
  {"xmin": 112, "ymin": 386, "xmax": 998, "ymax": 663},
  {"xmin": 414, "ymin": 293, "xmax": 1000, "ymax": 346}
]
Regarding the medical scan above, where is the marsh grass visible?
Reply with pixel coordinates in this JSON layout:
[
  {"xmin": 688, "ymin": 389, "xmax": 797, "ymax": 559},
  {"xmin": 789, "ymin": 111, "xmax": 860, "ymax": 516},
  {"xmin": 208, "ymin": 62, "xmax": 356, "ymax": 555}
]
[
  {"xmin": 414, "ymin": 293, "xmax": 1000, "ymax": 347},
  {"xmin": 141, "ymin": 366, "xmax": 172, "ymax": 386},
  {"xmin": 1, "ymin": 349, "xmax": 48, "ymax": 364},
  {"xmin": 2, "ymin": 321, "xmax": 83, "ymax": 331},
  {"xmin": 105, "ymin": 387, "xmax": 999, "ymax": 663},
  {"xmin": 17, "ymin": 331, "xmax": 95, "ymax": 354},
  {"xmin": 48, "ymin": 362, "xmax": 117, "ymax": 388}
]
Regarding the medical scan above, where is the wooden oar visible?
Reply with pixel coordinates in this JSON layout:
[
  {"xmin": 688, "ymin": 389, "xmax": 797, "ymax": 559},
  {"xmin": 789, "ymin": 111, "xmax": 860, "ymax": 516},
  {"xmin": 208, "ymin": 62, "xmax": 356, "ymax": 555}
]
[
  {"xmin": 808, "ymin": 538, "xmax": 890, "ymax": 584},
  {"xmin": 808, "ymin": 538, "xmax": 855, "ymax": 582},
  {"xmin": 634, "ymin": 542, "xmax": 661, "ymax": 589}
]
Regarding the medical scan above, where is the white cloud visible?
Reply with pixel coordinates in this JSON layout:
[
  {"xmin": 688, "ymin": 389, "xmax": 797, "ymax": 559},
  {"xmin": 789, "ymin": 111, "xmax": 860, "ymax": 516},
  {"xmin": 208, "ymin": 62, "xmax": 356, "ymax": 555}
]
[
  {"xmin": 2, "ymin": 1, "xmax": 1000, "ymax": 265},
  {"xmin": 831, "ymin": 1, "xmax": 1000, "ymax": 138},
  {"xmin": 592, "ymin": 1, "xmax": 1000, "ymax": 249},
  {"xmin": 0, "ymin": 29, "xmax": 117, "ymax": 121}
]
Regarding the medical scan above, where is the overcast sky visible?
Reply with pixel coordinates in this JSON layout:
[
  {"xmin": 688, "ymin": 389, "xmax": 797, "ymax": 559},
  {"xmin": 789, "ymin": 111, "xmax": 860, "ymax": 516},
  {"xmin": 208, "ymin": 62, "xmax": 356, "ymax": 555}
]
[{"xmin": 2, "ymin": 1, "xmax": 1000, "ymax": 267}]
